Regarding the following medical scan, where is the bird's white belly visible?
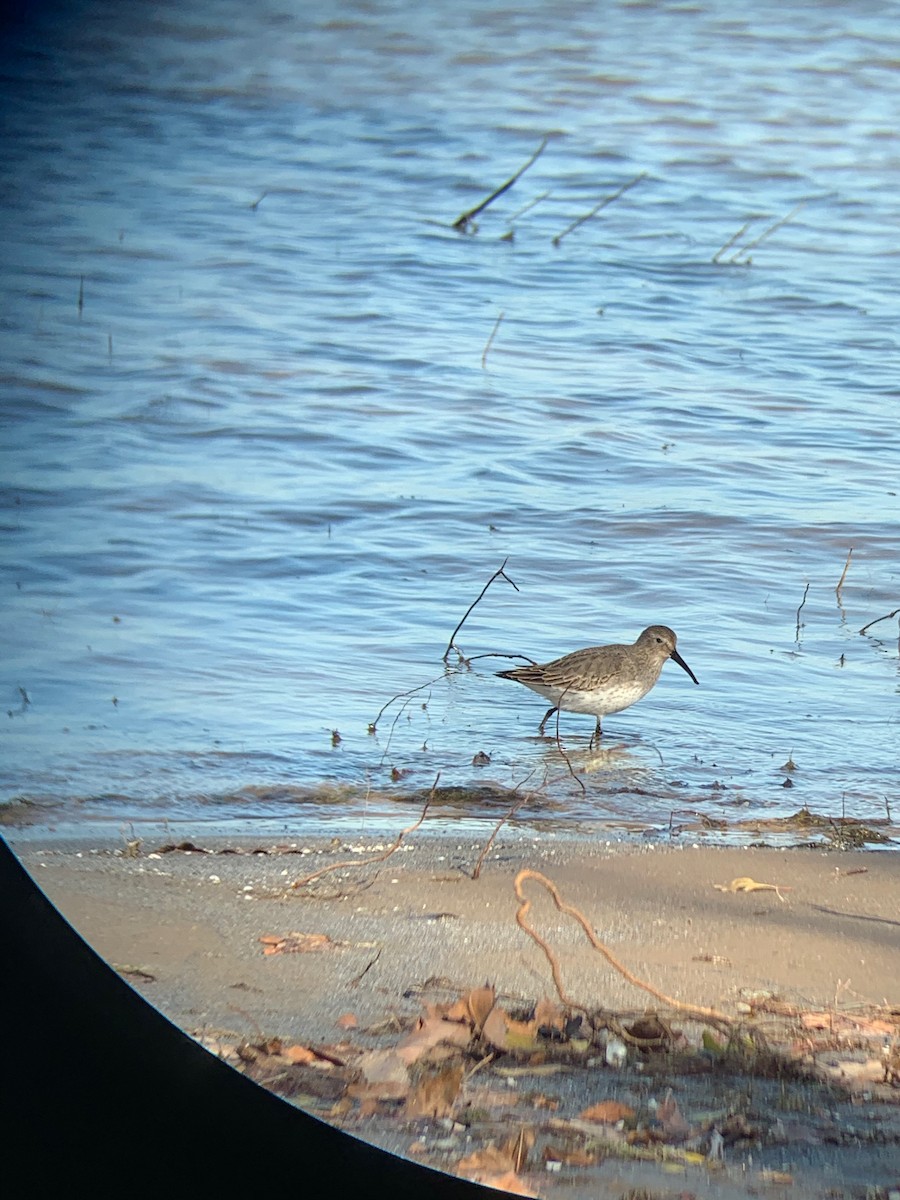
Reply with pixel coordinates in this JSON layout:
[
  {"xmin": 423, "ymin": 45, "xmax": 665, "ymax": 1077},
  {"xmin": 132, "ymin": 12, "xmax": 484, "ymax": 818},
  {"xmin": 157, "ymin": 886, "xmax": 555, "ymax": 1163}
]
[{"xmin": 533, "ymin": 680, "xmax": 652, "ymax": 716}]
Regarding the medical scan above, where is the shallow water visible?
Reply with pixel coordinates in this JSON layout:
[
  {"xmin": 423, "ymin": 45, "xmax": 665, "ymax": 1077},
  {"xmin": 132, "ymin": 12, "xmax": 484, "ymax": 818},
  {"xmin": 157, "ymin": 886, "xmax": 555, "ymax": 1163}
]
[{"xmin": 2, "ymin": 0, "xmax": 899, "ymax": 839}]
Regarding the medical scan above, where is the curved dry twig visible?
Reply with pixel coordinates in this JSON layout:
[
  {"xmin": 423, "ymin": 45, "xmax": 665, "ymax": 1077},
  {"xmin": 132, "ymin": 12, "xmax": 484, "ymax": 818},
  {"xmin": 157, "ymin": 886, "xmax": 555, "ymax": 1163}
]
[
  {"xmin": 513, "ymin": 868, "xmax": 733, "ymax": 1030},
  {"xmin": 288, "ymin": 776, "xmax": 438, "ymax": 892},
  {"xmin": 442, "ymin": 558, "xmax": 519, "ymax": 663}
]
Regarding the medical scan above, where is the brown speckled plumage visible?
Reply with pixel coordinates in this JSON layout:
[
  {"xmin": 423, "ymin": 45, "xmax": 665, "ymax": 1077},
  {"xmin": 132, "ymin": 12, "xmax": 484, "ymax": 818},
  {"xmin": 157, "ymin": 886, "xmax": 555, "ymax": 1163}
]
[{"xmin": 497, "ymin": 625, "xmax": 698, "ymax": 744}]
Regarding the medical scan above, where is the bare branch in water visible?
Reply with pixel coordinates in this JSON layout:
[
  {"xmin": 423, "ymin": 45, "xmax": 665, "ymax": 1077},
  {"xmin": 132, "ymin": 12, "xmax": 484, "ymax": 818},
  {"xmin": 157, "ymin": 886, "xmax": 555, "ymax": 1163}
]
[
  {"xmin": 368, "ymin": 674, "xmax": 442, "ymax": 735},
  {"xmin": 711, "ymin": 216, "xmax": 760, "ymax": 263},
  {"xmin": 728, "ymin": 202, "xmax": 806, "ymax": 265},
  {"xmin": 481, "ymin": 310, "xmax": 504, "ymax": 369},
  {"xmin": 835, "ymin": 547, "xmax": 853, "ymax": 612},
  {"xmin": 859, "ymin": 607, "xmax": 900, "ymax": 636},
  {"xmin": 714, "ymin": 201, "xmax": 812, "ymax": 265},
  {"xmin": 508, "ymin": 188, "xmax": 552, "ymax": 222},
  {"xmin": 795, "ymin": 581, "xmax": 810, "ymax": 642},
  {"xmin": 552, "ymin": 696, "xmax": 586, "ymax": 796},
  {"xmin": 443, "ymin": 557, "xmax": 520, "ymax": 663},
  {"xmin": 453, "ymin": 138, "xmax": 549, "ymax": 232},
  {"xmin": 551, "ymin": 172, "xmax": 646, "ymax": 248}
]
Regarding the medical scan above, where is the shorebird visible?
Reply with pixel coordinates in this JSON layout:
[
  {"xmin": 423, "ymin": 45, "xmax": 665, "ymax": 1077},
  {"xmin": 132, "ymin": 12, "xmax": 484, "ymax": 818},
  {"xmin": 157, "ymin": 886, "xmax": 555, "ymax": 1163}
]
[{"xmin": 496, "ymin": 625, "xmax": 698, "ymax": 745}]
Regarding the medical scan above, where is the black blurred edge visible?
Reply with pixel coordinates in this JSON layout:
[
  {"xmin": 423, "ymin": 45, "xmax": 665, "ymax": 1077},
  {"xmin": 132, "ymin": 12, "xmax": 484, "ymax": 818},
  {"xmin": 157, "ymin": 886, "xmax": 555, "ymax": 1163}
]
[{"xmin": 0, "ymin": 836, "xmax": 493, "ymax": 1197}]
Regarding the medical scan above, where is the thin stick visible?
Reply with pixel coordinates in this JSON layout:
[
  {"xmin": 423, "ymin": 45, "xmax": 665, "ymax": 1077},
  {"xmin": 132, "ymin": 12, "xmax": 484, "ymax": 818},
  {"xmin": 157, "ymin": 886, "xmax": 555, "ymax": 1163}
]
[
  {"xmin": 552, "ymin": 172, "xmax": 646, "ymax": 247},
  {"xmin": 553, "ymin": 697, "xmax": 586, "ymax": 796},
  {"xmin": 508, "ymin": 189, "xmax": 552, "ymax": 222},
  {"xmin": 795, "ymin": 581, "xmax": 810, "ymax": 641},
  {"xmin": 471, "ymin": 794, "xmax": 529, "ymax": 880},
  {"xmin": 288, "ymin": 776, "xmax": 438, "ymax": 891},
  {"xmin": 513, "ymin": 868, "xmax": 733, "ymax": 1029},
  {"xmin": 729, "ymin": 202, "xmax": 805, "ymax": 264},
  {"xmin": 859, "ymin": 607, "xmax": 900, "ymax": 636},
  {"xmin": 481, "ymin": 310, "xmax": 504, "ymax": 369},
  {"xmin": 442, "ymin": 558, "xmax": 519, "ymax": 663},
  {"xmin": 453, "ymin": 138, "xmax": 549, "ymax": 232},
  {"xmin": 369, "ymin": 673, "xmax": 443, "ymax": 733},
  {"xmin": 835, "ymin": 547, "xmax": 853, "ymax": 607},
  {"xmin": 711, "ymin": 217, "xmax": 758, "ymax": 263}
]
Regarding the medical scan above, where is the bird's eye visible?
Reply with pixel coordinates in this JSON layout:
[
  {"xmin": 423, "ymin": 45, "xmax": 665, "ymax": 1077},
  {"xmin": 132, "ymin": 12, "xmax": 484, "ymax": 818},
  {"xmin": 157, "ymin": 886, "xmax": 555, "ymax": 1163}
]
[{"xmin": 655, "ymin": 637, "xmax": 663, "ymax": 644}]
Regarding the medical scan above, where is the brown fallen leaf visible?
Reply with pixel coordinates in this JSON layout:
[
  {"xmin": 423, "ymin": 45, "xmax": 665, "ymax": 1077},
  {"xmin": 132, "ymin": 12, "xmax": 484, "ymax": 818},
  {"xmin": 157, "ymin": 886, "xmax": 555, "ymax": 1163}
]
[
  {"xmin": 357, "ymin": 1048, "xmax": 409, "ymax": 1088},
  {"xmin": 713, "ymin": 877, "xmax": 792, "ymax": 901},
  {"xmin": 335, "ymin": 1012, "xmax": 358, "ymax": 1030},
  {"xmin": 395, "ymin": 1016, "xmax": 471, "ymax": 1065},
  {"xmin": 466, "ymin": 1171, "xmax": 536, "ymax": 1197},
  {"xmin": 580, "ymin": 1100, "xmax": 635, "ymax": 1125},
  {"xmin": 481, "ymin": 1006, "xmax": 539, "ymax": 1052},
  {"xmin": 466, "ymin": 984, "xmax": 496, "ymax": 1032},
  {"xmin": 656, "ymin": 1088, "xmax": 691, "ymax": 1139},
  {"xmin": 533, "ymin": 997, "xmax": 566, "ymax": 1033},
  {"xmin": 258, "ymin": 931, "xmax": 345, "ymax": 955},
  {"xmin": 542, "ymin": 1144, "xmax": 598, "ymax": 1167},
  {"xmin": 458, "ymin": 1144, "xmax": 516, "ymax": 1175},
  {"xmin": 282, "ymin": 1044, "xmax": 318, "ymax": 1065}
]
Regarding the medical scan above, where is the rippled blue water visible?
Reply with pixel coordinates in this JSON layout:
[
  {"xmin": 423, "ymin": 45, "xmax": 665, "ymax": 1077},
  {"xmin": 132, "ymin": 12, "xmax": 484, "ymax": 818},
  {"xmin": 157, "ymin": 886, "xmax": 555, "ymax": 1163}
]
[{"xmin": 2, "ymin": 0, "xmax": 899, "ymax": 837}]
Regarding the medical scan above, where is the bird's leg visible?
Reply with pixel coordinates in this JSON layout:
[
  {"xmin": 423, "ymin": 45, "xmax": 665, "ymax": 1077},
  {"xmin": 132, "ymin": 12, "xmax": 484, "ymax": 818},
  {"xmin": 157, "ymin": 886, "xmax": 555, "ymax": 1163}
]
[
  {"xmin": 589, "ymin": 717, "xmax": 603, "ymax": 749},
  {"xmin": 538, "ymin": 706, "xmax": 558, "ymax": 736}
]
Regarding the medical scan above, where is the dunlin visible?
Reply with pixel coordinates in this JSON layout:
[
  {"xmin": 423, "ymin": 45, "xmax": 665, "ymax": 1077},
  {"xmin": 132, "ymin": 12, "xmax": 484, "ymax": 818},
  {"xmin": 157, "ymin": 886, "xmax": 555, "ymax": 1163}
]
[{"xmin": 496, "ymin": 625, "xmax": 698, "ymax": 744}]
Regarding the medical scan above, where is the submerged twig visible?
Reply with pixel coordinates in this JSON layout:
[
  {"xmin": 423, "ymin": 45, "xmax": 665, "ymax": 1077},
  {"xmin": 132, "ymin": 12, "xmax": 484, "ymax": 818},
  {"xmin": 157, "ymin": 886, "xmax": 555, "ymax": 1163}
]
[
  {"xmin": 551, "ymin": 172, "xmax": 646, "ymax": 247},
  {"xmin": 288, "ymin": 776, "xmax": 438, "ymax": 892},
  {"xmin": 795, "ymin": 581, "xmax": 810, "ymax": 642},
  {"xmin": 481, "ymin": 310, "xmax": 505, "ymax": 369},
  {"xmin": 453, "ymin": 138, "xmax": 549, "ymax": 232},
  {"xmin": 508, "ymin": 189, "xmax": 552, "ymax": 222},
  {"xmin": 835, "ymin": 547, "xmax": 853, "ymax": 611},
  {"xmin": 443, "ymin": 557, "xmax": 519, "ymax": 663},
  {"xmin": 552, "ymin": 696, "xmax": 586, "ymax": 796},
  {"xmin": 368, "ymin": 674, "xmax": 442, "ymax": 735},
  {"xmin": 728, "ymin": 202, "xmax": 805, "ymax": 265},
  {"xmin": 711, "ymin": 217, "xmax": 759, "ymax": 263},
  {"xmin": 513, "ymin": 868, "xmax": 733, "ymax": 1030}
]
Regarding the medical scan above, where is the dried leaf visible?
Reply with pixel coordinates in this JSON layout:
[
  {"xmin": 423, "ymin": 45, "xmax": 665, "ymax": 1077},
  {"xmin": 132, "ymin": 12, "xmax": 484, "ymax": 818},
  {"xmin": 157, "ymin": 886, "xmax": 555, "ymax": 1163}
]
[
  {"xmin": 533, "ymin": 997, "xmax": 565, "ymax": 1032},
  {"xmin": 258, "ymin": 931, "xmax": 345, "ymax": 955},
  {"xmin": 542, "ymin": 1144, "xmax": 598, "ymax": 1167},
  {"xmin": 482, "ymin": 1006, "xmax": 539, "ymax": 1052},
  {"xmin": 580, "ymin": 1100, "xmax": 635, "ymax": 1125},
  {"xmin": 282, "ymin": 1044, "xmax": 317, "ymax": 1065},
  {"xmin": 466, "ymin": 984, "xmax": 497, "ymax": 1031},
  {"xmin": 713, "ymin": 877, "xmax": 792, "ymax": 900},
  {"xmin": 657, "ymin": 1088, "xmax": 691, "ymax": 1139},
  {"xmin": 357, "ymin": 1048, "xmax": 409, "ymax": 1087},
  {"xmin": 335, "ymin": 1012, "xmax": 358, "ymax": 1030},
  {"xmin": 458, "ymin": 1145, "xmax": 515, "ymax": 1174},
  {"xmin": 395, "ymin": 1016, "xmax": 471, "ymax": 1065},
  {"xmin": 468, "ymin": 1171, "xmax": 536, "ymax": 1197}
]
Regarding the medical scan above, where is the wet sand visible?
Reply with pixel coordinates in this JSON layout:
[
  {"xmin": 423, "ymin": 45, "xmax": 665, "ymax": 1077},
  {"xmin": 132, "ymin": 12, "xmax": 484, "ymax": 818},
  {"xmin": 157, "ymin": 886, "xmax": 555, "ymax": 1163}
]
[{"xmin": 8, "ymin": 829, "xmax": 899, "ymax": 1197}]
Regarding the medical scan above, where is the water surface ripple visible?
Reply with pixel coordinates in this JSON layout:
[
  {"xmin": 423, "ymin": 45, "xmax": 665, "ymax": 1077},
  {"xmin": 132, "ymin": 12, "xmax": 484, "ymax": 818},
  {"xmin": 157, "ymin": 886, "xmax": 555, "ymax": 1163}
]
[{"xmin": 2, "ymin": 0, "xmax": 898, "ymax": 840}]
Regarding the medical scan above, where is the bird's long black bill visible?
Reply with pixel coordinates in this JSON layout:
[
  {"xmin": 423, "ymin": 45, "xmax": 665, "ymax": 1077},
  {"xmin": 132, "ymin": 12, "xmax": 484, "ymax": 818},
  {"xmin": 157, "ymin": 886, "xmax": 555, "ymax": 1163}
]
[{"xmin": 671, "ymin": 648, "xmax": 699, "ymax": 685}]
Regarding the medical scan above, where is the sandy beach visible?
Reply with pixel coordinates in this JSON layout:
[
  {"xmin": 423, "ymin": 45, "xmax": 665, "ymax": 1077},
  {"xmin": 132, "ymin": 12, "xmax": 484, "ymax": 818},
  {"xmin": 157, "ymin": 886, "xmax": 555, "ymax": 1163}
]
[{"xmin": 8, "ymin": 825, "xmax": 899, "ymax": 1198}]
